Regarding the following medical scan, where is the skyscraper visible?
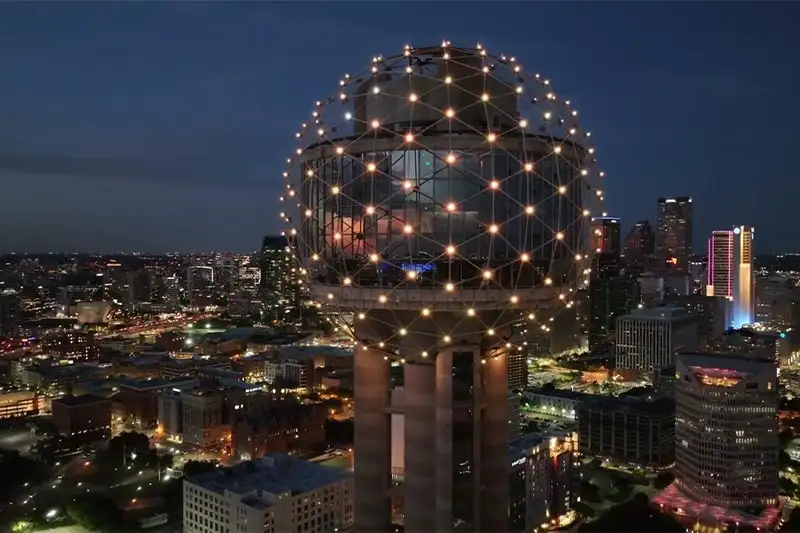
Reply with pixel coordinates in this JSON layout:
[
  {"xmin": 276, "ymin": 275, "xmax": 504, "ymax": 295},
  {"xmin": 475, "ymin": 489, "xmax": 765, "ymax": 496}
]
[
  {"xmin": 623, "ymin": 219, "xmax": 655, "ymax": 262},
  {"xmin": 656, "ymin": 196, "xmax": 693, "ymax": 268},
  {"xmin": 705, "ymin": 226, "xmax": 755, "ymax": 328},
  {"xmin": 284, "ymin": 44, "xmax": 602, "ymax": 532},
  {"xmin": 590, "ymin": 216, "xmax": 622, "ymax": 278},
  {"xmin": 673, "ymin": 353, "xmax": 778, "ymax": 509}
]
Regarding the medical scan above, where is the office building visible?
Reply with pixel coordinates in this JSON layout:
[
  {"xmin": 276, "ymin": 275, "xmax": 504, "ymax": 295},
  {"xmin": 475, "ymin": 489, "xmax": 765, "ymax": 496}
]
[
  {"xmin": 181, "ymin": 389, "xmax": 227, "ymax": 450},
  {"xmin": 509, "ymin": 432, "xmax": 579, "ymax": 533},
  {"xmin": 709, "ymin": 328, "xmax": 792, "ymax": 366},
  {"xmin": 289, "ymin": 45, "xmax": 600, "ymax": 532},
  {"xmin": 664, "ymin": 294, "xmax": 731, "ymax": 346},
  {"xmin": 51, "ymin": 394, "xmax": 112, "ymax": 440},
  {"xmin": 259, "ymin": 235, "xmax": 301, "ymax": 324},
  {"xmin": 624, "ymin": 219, "xmax": 655, "ymax": 263},
  {"xmin": 616, "ymin": 307, "xmax": 698, "ymax": 372},
  {"xmin": 183, "ymin": 454, "xmax": 353, "ymax": 533},
  {"xmin": 656, "ymin": 196, "xmax": 693, "ymax": 268},
  {"xmin": 231, "ymin": 400, "xmax": 327, "ymax": 460},
  {"xmin": 588, "ymin": 274, "xmax": 640, "ymax": 351},
  {"xmin": 673, "ymin": 353, "xmax": 778, "ymax": 509},
  {"xmin": 187, "ymin": 265, "xmax": 215, "ymax": 308},
  {"xmin": 577, "ymin": 396, "xmax": 674, "ymax": 467},
  {"xmin": 706, "ymin": 226, "xmax": 755, "ymax": 328}
]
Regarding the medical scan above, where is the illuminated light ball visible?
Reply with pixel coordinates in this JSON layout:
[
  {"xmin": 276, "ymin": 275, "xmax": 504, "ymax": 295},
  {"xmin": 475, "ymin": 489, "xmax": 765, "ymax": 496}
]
[{"xmin": 282, "ymin": 43, "xmax": 605, "ymax": 355}]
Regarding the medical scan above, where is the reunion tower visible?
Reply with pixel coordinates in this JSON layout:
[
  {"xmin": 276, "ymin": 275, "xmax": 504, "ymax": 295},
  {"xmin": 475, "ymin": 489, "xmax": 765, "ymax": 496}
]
[{"xmin": 280, "ymin": 42, "xmax": 606, "ymax": 533}]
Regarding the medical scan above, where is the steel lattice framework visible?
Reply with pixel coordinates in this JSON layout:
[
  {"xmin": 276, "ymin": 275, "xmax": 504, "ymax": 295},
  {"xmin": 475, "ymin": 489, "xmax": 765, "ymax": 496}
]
[{"xmin": 279, "ymin": 42, "xmax": 607, "ymax": 360}]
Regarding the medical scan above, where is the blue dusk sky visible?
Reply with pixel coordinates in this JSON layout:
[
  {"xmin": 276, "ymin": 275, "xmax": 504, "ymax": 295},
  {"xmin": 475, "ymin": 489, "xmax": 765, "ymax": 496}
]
[{"xmin": 0, "ymin": 2, "xmax": 798, "ymax": 253}]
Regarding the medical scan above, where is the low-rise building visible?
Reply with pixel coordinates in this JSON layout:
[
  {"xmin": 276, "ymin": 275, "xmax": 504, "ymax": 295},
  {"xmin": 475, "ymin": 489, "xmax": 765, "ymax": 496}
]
[
  {"xmin": 51, "ymin": 394, "xmax": 112, "ymax": 439},
  {"xmin": 183, "ymin": 454, "xmax": 353, "ymax": 533}
]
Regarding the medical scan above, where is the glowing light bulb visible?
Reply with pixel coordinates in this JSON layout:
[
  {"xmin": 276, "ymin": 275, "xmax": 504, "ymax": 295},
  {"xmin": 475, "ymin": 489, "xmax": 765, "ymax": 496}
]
[
  {"xmin": 519, "ymin": 119, "xmax": 528, "ymax": 128},
  {"xmin": 555, "ymin": 232, "xmax": 564, "ymax": 240},
  {"xmin": 379, "ymin": 295, "xmax": 387, "ymax": 303},
  {"xmin": 399, "ymin": 328, "xmax": 407, "ymax": 336},
  {"xmin": 407, "ymin": 271, "xmax": 417, "ymax": 280},
  {"xmin": 524, "ymin": 162, "xmax": 534, "ymax": 172},
  {"xmin": 366, "ymin": 206, "xmax": 375, "ymax": 215},
  {"xmin": 318, "ymin": 128, "xmax": 324, "ymax": 136},
  {"xmin": 528, "ymin": 313, "xmax": 535, "ymax": 320},
  {"xmin": 409, "ymin": 93, "xmax": 417, "ymax": 102},
  {"xmin": 405, "ymin": 133, "xmax": 415, "ymax": 143},
  {"xmin": 370, "ymin": 253, "xmax": 380, "ymax": 263},
  {"xmin": 371, "ymin": 120, "xmax": 380, "ymax": 129},
  {"xmin": 312, "ymin": 254, "xmax": 319, "ymax": 261},
  {"xmin": 595, "ymin": 190, "xmax": 603, "ymax": 197},
  {"xmin": 334, "ymin": 232, "xmax": 342, "ymax": 240},
  {"xmin": 343, "ymin": 277, "xmax": 352, "ymax": 285},
  {"xmin": 581, "ymin": 169, "xmax": 588, "ymax": 176},
  {"xmin": 516, "ymin": 86, "xmax": 523, "ymax": 94},
  {"xmin": 488, "ymin": 224, "xmax": 498, "ymax": 234},
  {"xmin": 575, "ymin": 254, "xmax": 582, "ymax": 261},
  {"xmin": 543, "ymin": 112, "xmax": 551, "ymax": 120},
  {"xmin": 421, "ymin": 351, "xmax": 428, "ymax": 357},
  {"xmin": 446, "ymin": 202, "xmax": 457, "ymax": 212},
  {"xmin": 406, "ymin": 66, "xmax": 413, "ymax": 74},
  {"xmin": 421, "ymin": 308, "xmax": 430, "ymax": 317},
  {"xmin": 335, "ymin": 146, "xmax": 344, "ymax": 155},
  {"xmin": 467, "ymin": 308, "xmax": 476, "ymax": 316},
  {"xmin": 367, "ymin": 163, "xmax": 377, "ymax": 172},
  {"xmin": 344, "ymin": 112, "xmax": 352, "ymax": 121},
  {"xmin": 487, "ymin": 329, "xmax": 495, "ymax": 336},
  {"xmin": 306, "ymin": 169, "xmax": 314, "ymax": 177},
  {"xmin": 444, "ymin": 75, "xmax": 453, "ymax": 84},
  {"xmin": 331, "ymin": 186, "xmax": 340, "ymax": 195},
  {"xmin": 305, "ymin": 209, "xmax": 312, "ymax": 217},
  {"xmin": 520, "ymin": 253, "xmax": 530, "ymax": 262},
  {"xmin": 525, "ymin": 206, "xmax": 535, "ymax": 215},
  {"xmin": 510, "ymin": 295, "xmax": 519, "ymax": 304},
  {"xmin": 482, "ymin": 270, "xmax": 493, "ymax": 279},
  {"xmin": 443, "ymin": 335, "xmax": 451, "ymax": 343},
  {"xmin": 358, "ymin": 313, "xmax": 365, "ymax": 320},
  {"xmin": 372, "ymin": 86, "xmax": 380, "ymax": 94},
  {"xmin": 445, "ymin": 108, "xmax": 455, "ymax": 118},
  {"xmin": 553, "ymin": 145, "xmax": 562, "ymax": 154},
  {"xmin": 403, "ymin": 224, "xmax": 413, "ymax": 234},
  {"xmin": 445, "ymin": 282, "xmax": 455, "ymax": 292},
  {"xmin": 582, "ymin": 209, "xmax": 590, "ymax": 216},
  {"xmin": 481, "ymin": 93, "xmax": 489, "ymax": 102},
  {"xmin": 544, "ymin": 278, "xmax": 553, "ymax": 286},
  {"xmin": 486, "ymin": 133, "xmax": 497, "ymax": 143},
  {"xmin": 558, "ymin": 186, "xmax": 567, "ymax": 194},
  {"xmin": 446, "ymin": 153, "xmax": 456, "ymax": 164},
  {"xmin": 482, "ymin": 66, "xmax": 489, "ymax": 73},
  {"xmin": 446, "ymin": 245, "xmax": 456, "ymax": 255},
  {"xmin": 296, "ymin": 148, "xmax": 302, "ymax": 155},
  {"xmin": 569, "ymin": 128, "xmax": 577, "ymax": 135}
]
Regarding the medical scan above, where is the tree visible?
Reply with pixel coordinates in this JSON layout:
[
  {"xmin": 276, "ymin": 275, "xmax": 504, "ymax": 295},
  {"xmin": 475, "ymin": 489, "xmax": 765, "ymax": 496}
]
[
  {"xmin": 579, "ymin": 493, "xmax": 684, "ymax": 532},
  {"xmin": 66, "ymin": 494, "xmax": 122, "ymax": 532},
  {"xmin": 325, "ymin": 419, "xmax": 354, "ymax": 446},
  {"xmin": 0, "ymin": 451, "xmax": 49, "ymax": 503},
  {"xmin": 653, "ymin": 471, "xmax": 675, "ymax": 490},
  {"xmin": 573, "ymin": 502, "xmax": 595, "ymax": 519},
  {"xmin": 182, "ymin": 460, "xmax": 219, "ymax": 479}
]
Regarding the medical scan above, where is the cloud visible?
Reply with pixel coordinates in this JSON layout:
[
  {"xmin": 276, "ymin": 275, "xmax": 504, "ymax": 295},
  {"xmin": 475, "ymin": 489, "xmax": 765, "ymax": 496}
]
[{"xmin": 0, "ymin": 150, "xmax": 273, "ymax": 191}]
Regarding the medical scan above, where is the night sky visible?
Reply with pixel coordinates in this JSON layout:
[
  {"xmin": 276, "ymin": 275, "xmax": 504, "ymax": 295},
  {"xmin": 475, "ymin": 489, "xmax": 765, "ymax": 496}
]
[{"xmin": 1, "ymin": 3, "xmax": 798, "ymax": 254}]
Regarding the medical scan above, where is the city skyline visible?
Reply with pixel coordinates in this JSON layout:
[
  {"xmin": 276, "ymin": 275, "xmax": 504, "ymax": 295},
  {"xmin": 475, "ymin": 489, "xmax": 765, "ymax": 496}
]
[{"xmin": 1, "ymin": 3, "xmax": 798, "ymax": 253}]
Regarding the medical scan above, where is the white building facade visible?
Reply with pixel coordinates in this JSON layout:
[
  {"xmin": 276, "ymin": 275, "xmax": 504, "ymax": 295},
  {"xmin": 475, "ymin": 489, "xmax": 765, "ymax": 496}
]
[
  {"xmin": 183, "ymin": 454, "xmax": 354, "ymax": 533},
  {"xmin": 615, "ymin": 307, "xmax": 698, "ymax": 372}
]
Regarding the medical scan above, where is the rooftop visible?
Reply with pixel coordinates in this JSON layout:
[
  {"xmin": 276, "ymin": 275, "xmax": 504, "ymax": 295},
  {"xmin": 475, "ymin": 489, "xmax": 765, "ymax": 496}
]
[
  {"xmin": 676, "ymin": 352, "xmax": 775, "ymax": 373},
  {"xmin": 119, "ymin": 377, "xmax": 197, "ymax": 391},
  {"xmin": 52, "ymin": 393, "xmax": 109, "ymax": 407},
  {"xmin": 623, "ymin": 306, "xmax": 689, "ymax": 320},
  {"xmin": 189, "ymin": 454, "xmax": 350, "ymax": 509}
]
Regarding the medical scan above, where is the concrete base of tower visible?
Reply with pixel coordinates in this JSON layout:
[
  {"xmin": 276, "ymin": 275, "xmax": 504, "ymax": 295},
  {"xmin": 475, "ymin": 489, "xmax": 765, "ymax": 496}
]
[{"xmin": 353, "ymin": 310, "xmax": 511, "ymax": 533}]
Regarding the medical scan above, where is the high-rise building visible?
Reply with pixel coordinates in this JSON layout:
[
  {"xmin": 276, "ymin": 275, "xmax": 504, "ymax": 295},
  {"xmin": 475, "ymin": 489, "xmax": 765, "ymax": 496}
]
[
  {"xmin": 624, "ymin": 219, "xmax": 655, "ymax": 262},
  {"xmin": 673, "ymin": 353, "xmax": 778, "ymax": 509},
  {"xmin": 187, "ymin": 265, "xmax": 214, "ymax": 308},
  {"xmin": 259, "ymin": 235, "xmax": 301, "ymax": 324},
  {"xmin": 588, "ymin": 275, "xmax": 640, "ymax": 351},
  {"xmin": 286, "ymin": 44, "xmax": 602, "ymax": 532},
  {"xmin": 616, "ymin": 307, "xmax": 698, "ymax": 372},
  {"xmin": 656, "ymin": 196, "xmax": 693, "ymax": 268},
  {"xmin": 590, "ymin": 216, "xmax": 622, "ymax": 278},
  {"xmin": 0, "ymin": 289, "xmax": 21, "ymax": 337},
  {"xmin": 705, "ymin": 226, "xmax": 755, "ymax": 328}
]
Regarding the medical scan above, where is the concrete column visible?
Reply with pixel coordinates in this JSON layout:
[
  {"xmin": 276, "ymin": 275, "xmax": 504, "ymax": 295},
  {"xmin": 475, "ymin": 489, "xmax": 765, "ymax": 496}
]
[
  {"xmin": 353, "ymin": 345, "xmax": 391, "ymax": 533},
  {"xmin": 481, "ymin": 350, "xmax": 510, "ymax": 532},
  {"xmin": 435, "ymin": 348, "xmax": 455, "ymax": 532},
  {"xmin": 402, "ymin": 361, "xmax": 437, "ymax": 533}
]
